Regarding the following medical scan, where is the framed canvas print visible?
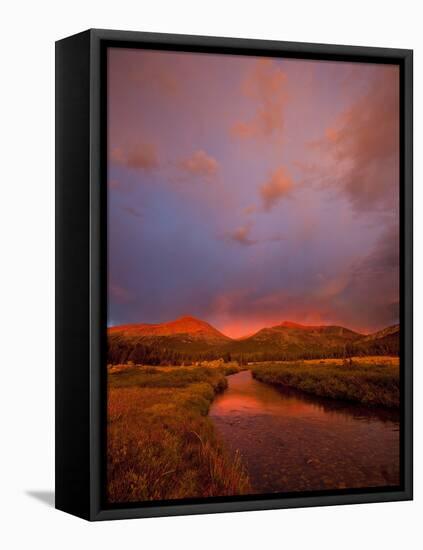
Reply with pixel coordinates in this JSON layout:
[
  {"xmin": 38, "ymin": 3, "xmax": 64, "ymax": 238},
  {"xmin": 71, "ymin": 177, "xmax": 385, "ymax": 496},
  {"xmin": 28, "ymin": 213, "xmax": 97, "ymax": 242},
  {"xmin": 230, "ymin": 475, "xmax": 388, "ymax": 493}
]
[{"xmin": 55, "ymin": 29, "xmax": 413, "ymax": 521}]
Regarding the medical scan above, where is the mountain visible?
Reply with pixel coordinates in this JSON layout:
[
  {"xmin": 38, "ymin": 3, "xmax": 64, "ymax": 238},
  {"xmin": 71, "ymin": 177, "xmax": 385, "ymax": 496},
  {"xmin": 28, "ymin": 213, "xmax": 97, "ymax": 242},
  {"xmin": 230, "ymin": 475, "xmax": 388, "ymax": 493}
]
[
  {"xmin": 107, "ymin": 317, "xmax": 400, "ymax": 365},
  {"xmin": 360, "ymin": 324, "xmax": 399, "ymax": 342},
  {"xmin": 249, "ymin": 321, "xmax": 361, "ymax": 340},
  {"xmin": 108, "ymin": 316, "xmax": 231, "ymax": 365},
  {"xmin": 109, "ymin": 315, "xmax": 230, "ymax": 342},
  {"xmin": 352, "ymin": 324, "xmax": 399, "ymax": 356},
  {"xmin": 227, "ymin": 322, "xmax": 362, "ymax": 356}
]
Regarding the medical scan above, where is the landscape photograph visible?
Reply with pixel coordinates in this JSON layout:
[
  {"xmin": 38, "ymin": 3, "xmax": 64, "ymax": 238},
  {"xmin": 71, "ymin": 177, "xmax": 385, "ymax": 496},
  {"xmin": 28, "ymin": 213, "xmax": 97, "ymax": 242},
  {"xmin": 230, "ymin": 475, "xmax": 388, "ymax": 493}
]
[{"xmin": 106, "ymin": 47, "xmax": 400, "ymax": 504}]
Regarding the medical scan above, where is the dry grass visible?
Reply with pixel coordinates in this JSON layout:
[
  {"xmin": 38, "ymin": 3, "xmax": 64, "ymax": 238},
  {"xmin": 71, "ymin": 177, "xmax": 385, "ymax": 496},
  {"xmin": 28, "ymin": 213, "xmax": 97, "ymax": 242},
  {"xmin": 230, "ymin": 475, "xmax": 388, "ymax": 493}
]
[
  {"xmin": 252, "ymin": 357, "xmax": 400, "ymax": 408},
  {"xmin": 107, "ymin": 365, "xmax": 250, "ymax": 503}
]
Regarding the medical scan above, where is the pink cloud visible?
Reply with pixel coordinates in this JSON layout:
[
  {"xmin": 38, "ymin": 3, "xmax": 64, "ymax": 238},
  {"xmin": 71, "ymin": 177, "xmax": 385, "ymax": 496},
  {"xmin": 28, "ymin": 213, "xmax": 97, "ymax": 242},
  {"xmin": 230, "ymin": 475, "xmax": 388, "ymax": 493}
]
[
  {"xmin": 243, "ymin": 205, "xmax": 256, "ymax": 215},
  {"xmin": 260, "ymin": 167, "xmax": 294, "ymax": 211},
  {"xmin": 231, "ymin": 59, "xmax": 289, "ymax": 140},
  {"xmin": 178, "ymin": 150, "xmax": 219, "ymax": 181},
  {"xmin": 109, "ymin": 283, "xmax": 133, "ymax": 304},
  {"xmin": 131, "ymin": 62, "xmax": 181, "ymax": 98},
  {"xmin": 225, "ymin": 223, "xmax": 257, "ymax": 246},
  {"xmin": 111, "ymin": 142, "xmax": 159, "ymax": 172}
]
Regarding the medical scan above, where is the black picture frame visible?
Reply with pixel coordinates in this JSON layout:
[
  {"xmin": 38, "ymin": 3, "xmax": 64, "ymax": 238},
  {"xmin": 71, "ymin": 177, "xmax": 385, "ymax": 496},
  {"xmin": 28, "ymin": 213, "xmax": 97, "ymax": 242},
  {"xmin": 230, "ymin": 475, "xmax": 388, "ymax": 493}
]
[{"xmin": 55, "ymin": 28, "xmax": 413, "ymax": 521}]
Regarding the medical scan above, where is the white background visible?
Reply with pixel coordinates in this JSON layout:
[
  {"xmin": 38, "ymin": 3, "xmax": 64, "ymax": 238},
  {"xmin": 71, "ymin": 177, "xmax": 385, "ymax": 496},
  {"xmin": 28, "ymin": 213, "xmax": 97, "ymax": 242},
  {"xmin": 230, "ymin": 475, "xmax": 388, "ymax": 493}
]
[{"xmin": 0, "ymin": 1, "xmax": 420, "ymax": 548}]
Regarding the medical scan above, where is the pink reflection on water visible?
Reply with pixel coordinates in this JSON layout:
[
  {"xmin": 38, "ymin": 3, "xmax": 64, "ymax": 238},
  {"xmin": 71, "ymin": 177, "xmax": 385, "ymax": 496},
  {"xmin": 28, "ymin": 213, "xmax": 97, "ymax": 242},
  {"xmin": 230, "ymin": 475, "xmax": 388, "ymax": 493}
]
[{"xmin": 210, "ymin": 370, "xmax": 400, "ymax": 493}]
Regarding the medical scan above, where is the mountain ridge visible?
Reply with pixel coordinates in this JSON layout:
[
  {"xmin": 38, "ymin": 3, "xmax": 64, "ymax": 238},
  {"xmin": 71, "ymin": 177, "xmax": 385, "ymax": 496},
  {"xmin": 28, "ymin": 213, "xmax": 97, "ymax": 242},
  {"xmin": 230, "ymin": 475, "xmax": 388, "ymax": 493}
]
[
  {"xmin": 108, "ymin": 316, "xmax": 399, "ymax": 365},
  {"xmin": 109, "ymin": 316, "xmax": 372, "ymax": 341}
]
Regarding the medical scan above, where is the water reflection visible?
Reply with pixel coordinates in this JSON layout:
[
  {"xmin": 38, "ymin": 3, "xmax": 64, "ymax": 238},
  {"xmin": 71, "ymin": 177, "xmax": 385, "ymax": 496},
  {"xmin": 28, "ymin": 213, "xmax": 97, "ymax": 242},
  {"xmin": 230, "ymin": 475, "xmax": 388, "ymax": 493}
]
[
  {"xmin": 210, "ymin": 370, "xmax": 400, "ymax": 493},
  {"xmin": 268, "ymin": 381, "xmax": 400, "ymax": 424}
]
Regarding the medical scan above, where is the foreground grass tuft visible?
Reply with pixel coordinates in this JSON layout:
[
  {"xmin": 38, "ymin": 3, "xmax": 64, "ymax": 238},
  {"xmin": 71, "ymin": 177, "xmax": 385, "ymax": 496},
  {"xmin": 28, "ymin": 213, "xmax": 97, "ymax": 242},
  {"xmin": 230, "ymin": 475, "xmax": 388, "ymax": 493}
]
[
  {"xmin": 252, "ymin": 358, "xmax": 399, "ymax": 408},
  {"xmin": 108, "ymin": 365, "xmax": 250, "ymax": 503}
]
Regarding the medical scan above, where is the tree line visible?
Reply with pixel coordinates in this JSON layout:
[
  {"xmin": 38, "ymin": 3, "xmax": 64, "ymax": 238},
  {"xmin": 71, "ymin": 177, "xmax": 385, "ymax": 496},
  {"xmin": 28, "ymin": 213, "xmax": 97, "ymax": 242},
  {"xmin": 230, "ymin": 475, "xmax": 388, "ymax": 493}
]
[{"xmin": 108, "ymin": 337, "xmax": 399, "ymax": 366}]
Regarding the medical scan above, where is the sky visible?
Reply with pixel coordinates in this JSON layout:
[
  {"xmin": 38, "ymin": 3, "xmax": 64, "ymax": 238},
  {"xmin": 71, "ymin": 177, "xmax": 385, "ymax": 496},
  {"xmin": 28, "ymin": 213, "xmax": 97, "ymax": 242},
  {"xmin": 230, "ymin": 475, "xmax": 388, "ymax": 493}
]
[{"xmin": 107, "ymin": 47, "xmax": 399, "ymax": 338}]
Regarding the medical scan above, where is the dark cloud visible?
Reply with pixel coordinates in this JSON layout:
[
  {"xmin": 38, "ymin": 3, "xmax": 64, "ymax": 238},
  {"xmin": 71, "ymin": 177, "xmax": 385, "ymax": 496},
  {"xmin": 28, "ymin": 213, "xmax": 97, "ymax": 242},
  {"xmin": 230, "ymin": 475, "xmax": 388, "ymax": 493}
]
[
  {"xmin": 337, "ymin": 223, "xmax": 400, "ymax": 328},
  {"xmin": 210, "ymin": 223, "xmax": 399, "ymax": 334},
  {"xmin": 309, "ymin": 66, "xmax": 399, "ymax": 213}
]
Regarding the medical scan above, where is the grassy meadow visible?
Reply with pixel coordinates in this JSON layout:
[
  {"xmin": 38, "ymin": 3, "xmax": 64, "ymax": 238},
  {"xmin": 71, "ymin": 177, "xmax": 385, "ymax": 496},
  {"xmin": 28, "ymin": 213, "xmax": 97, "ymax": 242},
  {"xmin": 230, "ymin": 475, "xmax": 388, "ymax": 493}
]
[
  {"xmin": 107, "ymin": 363, "xmax": 250, "ymax": 503},
  {"xmin": 108, "ymin": 353, "xmax": 400, "ymax": 502},
  {"xmin": 252, "ymin": 356, "xmax": 400, "ymax": 408}
]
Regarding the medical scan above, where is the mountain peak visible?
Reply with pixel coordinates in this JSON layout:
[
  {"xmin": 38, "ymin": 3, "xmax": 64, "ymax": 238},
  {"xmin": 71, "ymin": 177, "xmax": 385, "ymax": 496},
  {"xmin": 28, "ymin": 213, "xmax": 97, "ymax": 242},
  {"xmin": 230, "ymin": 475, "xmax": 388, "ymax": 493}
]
[
  {"xmin": 277, "ymin": 321, "xmax": 309, "ymax": 329},
  {"xmin": 166, "ymin": 316, "xmax": 217, "ymax": 333},
  {"xmin": 175, "ymin": 315, "xmax": 203, "ymax": 324}
]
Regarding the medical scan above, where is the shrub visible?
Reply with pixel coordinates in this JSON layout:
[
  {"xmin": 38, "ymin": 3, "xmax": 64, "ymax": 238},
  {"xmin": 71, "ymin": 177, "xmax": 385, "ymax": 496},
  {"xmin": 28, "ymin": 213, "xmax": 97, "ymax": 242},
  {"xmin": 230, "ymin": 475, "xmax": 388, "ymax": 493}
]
[{"xmin": 252, "ymin": 360, "xmax": 399, "ymax": 408}]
